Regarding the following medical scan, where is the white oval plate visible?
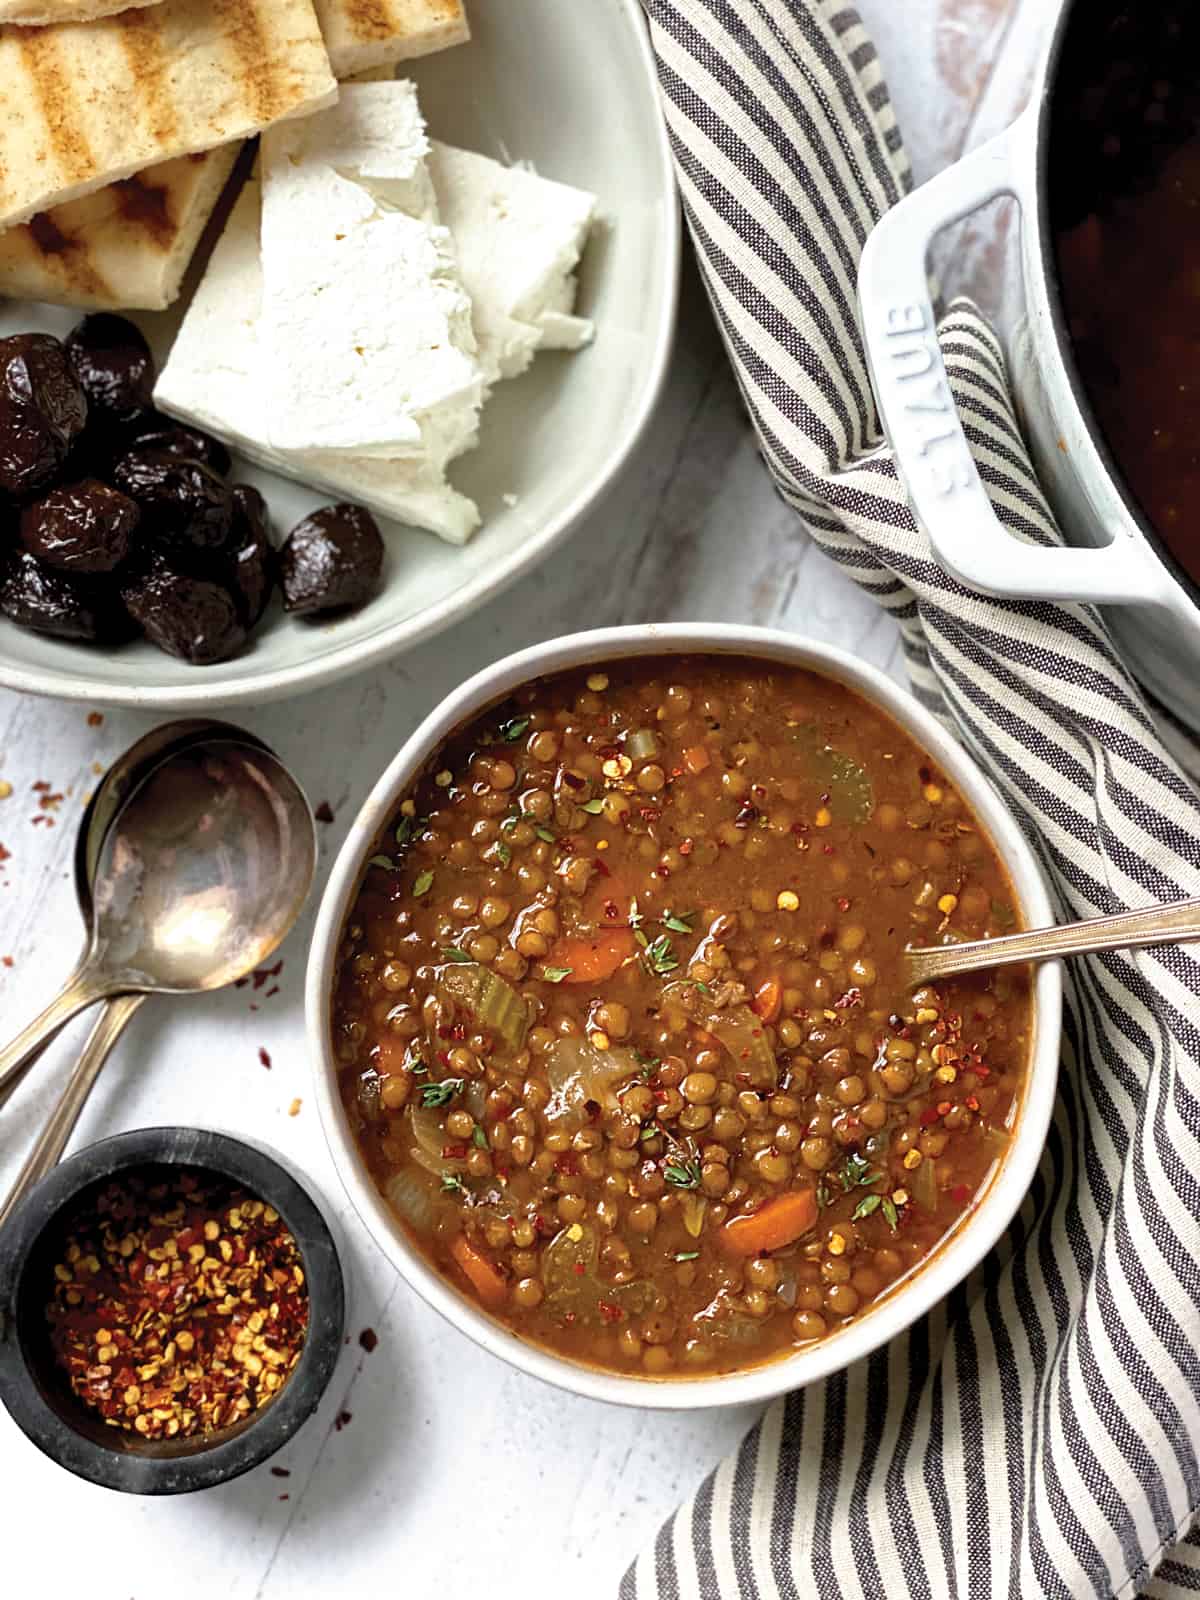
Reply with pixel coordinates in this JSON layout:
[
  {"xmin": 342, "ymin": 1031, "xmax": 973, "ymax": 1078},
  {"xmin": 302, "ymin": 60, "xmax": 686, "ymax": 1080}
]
[{"xmin": 0, "ymin": 0, "xmax": 679, "ymax": 709}]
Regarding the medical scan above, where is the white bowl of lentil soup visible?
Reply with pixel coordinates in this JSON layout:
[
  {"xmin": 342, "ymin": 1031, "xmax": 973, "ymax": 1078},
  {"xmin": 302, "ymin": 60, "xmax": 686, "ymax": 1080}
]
[{"xmin": 306, "ymin": 625, "xmax": 1061, "ymax": 1408}]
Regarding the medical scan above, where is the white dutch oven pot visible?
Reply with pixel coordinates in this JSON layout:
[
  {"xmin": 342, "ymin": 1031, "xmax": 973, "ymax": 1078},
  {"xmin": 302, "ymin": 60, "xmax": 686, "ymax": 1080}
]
[{"xmin": 857, "ymin": 0, "xmax": 1200, "ymax": 728}]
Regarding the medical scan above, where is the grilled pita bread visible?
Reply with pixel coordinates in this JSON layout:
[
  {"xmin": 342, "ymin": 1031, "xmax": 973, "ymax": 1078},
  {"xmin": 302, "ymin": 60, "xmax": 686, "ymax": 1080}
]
[
  {"xmin": 314, "ymin": 0, "xmax": 468, "ymax": 78},
  {"xmin": 0, "ymin": 0, "xmax": 336, "ymax": 230},
  {"xmin": 0, "ymin": 0, "xmax": 161, "ymax": 24},
  {"xmin": 0, "ymin": 145, "xmax": 242, "ymax": 310}
]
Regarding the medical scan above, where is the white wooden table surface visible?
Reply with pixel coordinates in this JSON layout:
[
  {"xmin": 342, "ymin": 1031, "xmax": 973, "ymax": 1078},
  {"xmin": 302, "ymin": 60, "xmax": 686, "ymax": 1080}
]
[{"xmin": 0, "ymin": 4, "xmax": 1048, "ymax": 1596}]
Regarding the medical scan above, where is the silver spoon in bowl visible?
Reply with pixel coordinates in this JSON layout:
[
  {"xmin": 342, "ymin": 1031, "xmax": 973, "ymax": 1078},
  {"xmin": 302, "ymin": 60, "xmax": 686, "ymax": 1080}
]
[
  {"xmin": 0, "ymin": 720, "xmax": 272, "ymax": 1116},
  {"xmin": 907, "ymin": 896, "xmax": 1200, "ymax": 985},
  {"xmin": 0, "ymin": 732, "xmax": 314, "ymax": 1227}
]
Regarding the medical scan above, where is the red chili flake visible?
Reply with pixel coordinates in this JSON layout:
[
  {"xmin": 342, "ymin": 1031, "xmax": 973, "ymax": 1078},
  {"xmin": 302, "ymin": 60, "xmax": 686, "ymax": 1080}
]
[
  {"xmin": 822, "ymin": 844, "xmax": 834, "ymax": 855},
  {"xmin": 38, "ymin": 791, "xmax": 64, "ymax": 810},
  {"xmin": 951, "ymin": 1184, "xmax": 972, "ymax": 1206},
  {"xmin": 573, "ymin": 1262, "xmax": 586, "ymax": 1277},
  {"xmin": 603, "ymin": 899, "xmax": 619, "ymax": 919},
  {"xmin": 533, "ymin": 1214, "xmax": 551, "ymax": 1237},
  {"xmin": 1, "ymin": 956, "xmax": 10, "ymax": 968},
  {"xmin": 919, "ymin": 1106, "xmax": 941, "ymax": 1127},
  {"xmin": 555, "ymin": 1153, "xmax": 578, "ymax": 1175},
  {"xmin": 563, "ymin": 1312, "xmax": 577, "ymax": 1325},
  {"xmin": 562, "ymin": 771, "xmax": 585, "ymax": 789},
  {"xmin": 593, "ymin": 856, "xmax": 611, "ymax": 877},
  {"xmin": 974, "ymin": 1065, "xmax": 991, "ymax": 1081},
  {"xmin": 265, "ymin": 986, "xmax": 280, "ymax": 999},
  {"xmin": 86, "ymin": 711, "xmax": 104, "ymax": 727},
  {"xmin": 31, "ymin": 814, "xmax": 51, "ymax": 827},
  {"xmin": 31, "ymin": 780, "xmax": 49, "ymax": 792},
  {"xmin": 836, "ymin": 896, "xmax": 851, "ymax": 913},
  {"xmin": 0, "ymin": 845, "xmax": 9, "ymax": 864},
  {"xmin": 598, "ymin": 1300, "xmax": 624, "ymax": 1324},
  {"xmin": 279, "ymin": 1494, "xmax": 290, "ymax": 1502},
  {"xmin": 251, "ymin": 960, "xmax": 284, "ymax": 991},
  {"xmin": 965, "ymin": 1095, "xmax": 980, "ymax": 1112},
  {"xmin": 258, "ymin": 1048, "xmax": 272, "ymax": 1070},
  {"xmin": 833, "ymin": 988, "xmax": 862, "ymax": 1010},
  {"xmin": 936, "ymin": 1101, "xmax": 953, "ymax": 1117},
  {"xmin": 335, "ymin": 1411, "xmax": 353, "ymax": 1431},
  {"xmin": 437, "ymin": 1051, "xmax": 453, "ymax": 1069},
  {"xmin": 678, "ymin": 838, "xmax": 693, "ymax": 856},
  {"xmin": 314, "ymin": 801, "xmax": 335, "ymax": 824},
  {"xmin": 358, "ymin": 1328, "xmax": 378, "ymax": 1353},
  {"xmin": 442, "ymin": 1144, "xmax": 468, "ymax": 1159},
  {"xmin": 639, "ymin": 807, "xmax": 661, "ymax": 825},
  {"xmin": 271, "ymin": 1467, "xmax": 290, "ymax": 1478},
  {"xmin": 670, "ymin": 767, "xmax": 683, "ymax": 779},
  {"xmin": 735, "ymin": 1071, "xmax": 751, "ymax": 1085}
]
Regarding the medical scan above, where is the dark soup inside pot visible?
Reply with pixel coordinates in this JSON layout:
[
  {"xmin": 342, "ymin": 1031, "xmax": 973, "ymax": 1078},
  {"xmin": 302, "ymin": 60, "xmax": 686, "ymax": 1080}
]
[
  {"xmin": 1052, "ymin": 2, "xmax": 1200, "ymax": 585},
  {"xmin": 331, "ymin": 657, "xmax": 1031, "ymax": 1378}
]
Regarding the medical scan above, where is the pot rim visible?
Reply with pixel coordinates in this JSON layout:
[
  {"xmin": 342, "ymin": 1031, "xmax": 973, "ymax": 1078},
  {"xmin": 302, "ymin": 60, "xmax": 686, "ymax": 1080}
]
[
  {"xmin": 306, "ymin": 622, "xmax": 1062, "ymax": 1411},
  {"xmin": 1032, "ymin": 0, "xmax": 1200, "ymax": 612}
]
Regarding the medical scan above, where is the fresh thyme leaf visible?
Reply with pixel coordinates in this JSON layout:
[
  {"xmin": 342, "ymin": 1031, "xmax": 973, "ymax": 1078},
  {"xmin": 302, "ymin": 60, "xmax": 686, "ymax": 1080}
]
[
  {"xmin": 440, "ymin": 1172, "xmax": 467, "ymax": 1195},
  {"xmin": 839, "ymin": 1152, "xmax": 878, "ymax": 1191},
  {"xmin": 441, "ymin": 946, "xmax": 472, "ymax": 963},
  {"xmin": 880, "ymin": 1197, "xmax": 899, "ymax": 1231},
  {"xmin": 852, "ymin": 1193, "xmax": 882, "ymax": 1221},
  {"xmin": 493, "ymin": 841, "xmax": 512, "ymax": 868},
  {"xmin": 816, "ymin": 1181, "xmax": 831, "ymax": 1211},
  {"xmin": 472, "ymin": 1126, "xmax": 489, "ymax": 1150},
  {"xmin": 643, "ymin": 934, "xmax": 679, "ymax": 977},
  {"xmin": 661, "ymin": 911, "xmax": 695, "ymax": 934},
  {"xmin": 674, "ymin": 1251, "xmax": 700, "ymax": 1263},
  {"xmin": 499, "ymin": 716, "xmax": 530, "ymax": 742},
  {"xmin": 581, "ymin": 798, "xmax": 605, "ymax": 814},
  {"xmin": 628, "ymin": 896, "xmax": 644, "ymax": 930},
  {"xmin": 635, "ymin": 1051, "xmax": 660, "ymax": 1080},
  {"xmin": 634, "ymin": 927, "xmax": 650, "ymax": 950},
  {"xmin": 500, "ymin": 811, "xmax": 520, "ymax": 834},
  {"xmin": 395, "ymin": 814, "xmax": 429, "ymax": 849},
  {"xmin": 640, "ymin": 1125, "xmax": 658, "ymax": 1141},
  {"xmin": 664, "ymin": 1159, "xmax": 702, "ymax": 1190},
  {"xmin": 368, "ymin": 855, "xmax": 396, "ymax": 871},
  {"xmin": 535, "ymin": 825, "xmax": 557, "ymax": 843},
  {"xmin": 406, "ymin": 1049, "xmax": 429, "ymax": 1077},
  {"xmin": 541, "ymin": 965, "xmax": 573, "ymax": 984},
  {"xmin": 412, "ymin": 869, "xmax": 434, "ymax": 898},
  {"xmin": 420, "ymin": 1078, "xmax": 463, "ymax": 1108}
]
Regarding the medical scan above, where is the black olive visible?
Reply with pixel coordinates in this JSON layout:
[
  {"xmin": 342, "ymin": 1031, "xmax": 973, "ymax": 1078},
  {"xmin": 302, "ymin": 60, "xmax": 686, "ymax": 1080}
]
[
  {"xmin": 0, "ymin": 548, "xmax": 125, "ymax": 642},
  {"xmin": 111, "ymin": 447, "xmax": 233, "ymax": 555},
  {"xmin": 64, "ymin": 313, "xmax": 155, "ymax": 419},
  {"xmin": 0, "ymin": 333, "xmax": 88, "ymax": 496},
  {"xmin": 121, "ymin": 554, "xmax": 247, "ymax": 665},
  {"xmin": 20, "ymin": 479, "xmax": 140, "ymax": 574},
  {"xmin": 225, "ymin": 484, "xmax": 274, "ymax": 627},
  {"xmin": 130, "ymin": 420, "xmax": 232, "ymax": 478},
  {"xmin": 279, "ymin": 503, "xmax": 384, "ymax": 617}
]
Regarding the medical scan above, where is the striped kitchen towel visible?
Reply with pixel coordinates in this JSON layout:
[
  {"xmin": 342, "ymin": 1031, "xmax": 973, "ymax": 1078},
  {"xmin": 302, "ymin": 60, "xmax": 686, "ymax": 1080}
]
[{"xmin": 624, "ymin": 3, "xmax": 1200, "ymax": 1598}]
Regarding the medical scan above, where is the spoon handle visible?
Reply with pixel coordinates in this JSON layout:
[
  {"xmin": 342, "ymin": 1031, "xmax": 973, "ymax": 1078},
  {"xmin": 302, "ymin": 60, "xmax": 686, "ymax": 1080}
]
[
  {"xmin": 0, "ymin": 994, "xmax": 145, "ymax": 1232},
  {"xmin": 0, "ymin": 968, "xmax": 112, "ymax": 1108},
  {"xmin": 907, "ymin": 895, "xmax": 1200, "ymax": 984}
]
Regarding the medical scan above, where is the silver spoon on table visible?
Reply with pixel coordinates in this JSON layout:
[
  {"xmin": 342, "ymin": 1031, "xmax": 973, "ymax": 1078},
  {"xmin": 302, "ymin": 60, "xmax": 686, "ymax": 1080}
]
[
  {"xmin": 0, "ymin": 720, "xmax": 271, "ymax": 1117},
  {"xmin": 907, "ymin": 897, "xmax": 1200, "ymax": 985},
  {"xmin": 0, "ymin": 729, "xmax": 315, "ymax": 1229}
]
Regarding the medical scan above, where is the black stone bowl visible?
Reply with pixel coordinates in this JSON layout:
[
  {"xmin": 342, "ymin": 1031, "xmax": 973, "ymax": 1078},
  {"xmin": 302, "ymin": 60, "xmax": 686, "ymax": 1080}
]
[{"xmin": 0, "ymin": 1127, "xmax": 344, "ymax": 1494}]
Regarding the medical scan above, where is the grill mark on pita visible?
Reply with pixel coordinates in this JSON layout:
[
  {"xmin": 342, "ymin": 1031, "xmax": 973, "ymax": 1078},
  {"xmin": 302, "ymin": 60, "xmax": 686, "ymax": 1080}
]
[
  {"xmin": 116, "ymin": 5, "xmax": 178, "ymax": 150},
  {"xmin": 340, "ymin": 0, "xmax": 395, "ymax": 43},
  {"xmin": 21, "ymin": 210, "xmax": 110, "ymax": 300},
  {"xmin": 210, "ymin": 0, "xmax": 287, "ymax": 126},
  {"xmin": 15, "ymin": 26, "xmax": 96, "ymax": 188},
  {"xmin": 112, "ymin": 174, "xmax": 173, "ymax": 247}
]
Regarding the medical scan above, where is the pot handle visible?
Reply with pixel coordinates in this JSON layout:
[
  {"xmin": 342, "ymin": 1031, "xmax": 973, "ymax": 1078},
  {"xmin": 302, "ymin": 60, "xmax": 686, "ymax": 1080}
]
[{"xmin": 857, "ymin": 120, "xmax": 1163, "ymax": 605}]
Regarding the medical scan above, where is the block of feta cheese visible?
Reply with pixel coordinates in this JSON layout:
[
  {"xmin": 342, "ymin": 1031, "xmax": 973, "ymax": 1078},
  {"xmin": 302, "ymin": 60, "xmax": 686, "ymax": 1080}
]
[
  {"xmin": 257, "ymin": 83, "xmax": 484, "ymax": 462},
  {"xmin": 154, "ymin": 179, "xmax": 482, "ymax": 545},
  {"xmin": 428, "ymin": 143, "xmax": 596, "ymax": 383}
]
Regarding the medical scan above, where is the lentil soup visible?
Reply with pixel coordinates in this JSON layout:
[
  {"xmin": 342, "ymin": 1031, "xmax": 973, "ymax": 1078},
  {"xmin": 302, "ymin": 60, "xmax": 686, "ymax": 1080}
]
[{"xmin": 331, "ymin": 657, "xmax": 1031, "ymax": 1378}]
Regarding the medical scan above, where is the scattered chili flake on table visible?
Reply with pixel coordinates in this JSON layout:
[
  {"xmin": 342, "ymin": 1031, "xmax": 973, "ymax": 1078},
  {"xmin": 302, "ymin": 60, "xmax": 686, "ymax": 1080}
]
[
  {"xmin": 45, "ymin": 1170, "xmax": 308, "ymax": 1442},
  {"xmin": 358, "ymin": 1327, "xmax": 378, "ymax": 1353},
  {"xmin": 259, "ymin": 1048, "xmax": 272, "ymax": 1070},
  {"xmin": 86, "ymin": 711, "xmax": 104, "ymax": 727},
  {"xmin": 314, "ymin": 802, "xmax": 335, "ymax": 824}
]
